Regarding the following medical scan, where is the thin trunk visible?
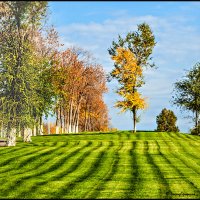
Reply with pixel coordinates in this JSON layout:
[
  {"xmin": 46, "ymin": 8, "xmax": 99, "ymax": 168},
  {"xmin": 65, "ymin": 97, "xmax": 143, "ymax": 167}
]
[
  {"xmin": 23, "ymin": 128, "xmax": 32, "ymax": 142},
  {"xmin": 69, "ymin": 100, "xmax": 73, "ymax": 133},
  {"xmin": 6, "ymin": 128, "xmax": 16, "ymax": 146},
  {"xmin": 33, "ymin": 125, "xmax": 36, "ymax": 136},
  {"xmin": 84, "ymin": 104, "xmax": 87, "ymax": 131},
  {"xmin": 65, "ymin": 110, "xmax": 69, "ymax": 133},
  {"xmin": 48, "ymin": 116, "xmax": 50, "ymax": 135},
  {"xmin": 75, "ymin": 106, "xmax": 80, "ymax": 133},
  {"xmin": 55, "ymin": 108, "xmax": 59, "ymax": 134},
  {"xmin": 63, "ymin": 112, "xmax": 66, "ymax": 133},
  {"xmin": 195, "ymin": 110, "xmax": 198, "ymax": 128},
  {"xmin": 60, "ymin": 105, "xmax": 63, "ymax": 134},
  {"xmin": 133, "ymin": 108, "xmax": 136, "ymax": 133},
  {"xmin": 39, "ymin": 116, "xmax": 43, "ymax": 135},
  {"xmin": 17, "ymin": 123, "xmax": 21, "ymax": 137},
  {"xmin": 35, "ymin": 117, "xmax": 39, "ymax": 135},
  {"xmin": 72, "ymin": 104, "xmax": 78, "ymax": 133},
  {"xmin": 0, "ymin": 122, "xmax": 3, "ymax": 138}
]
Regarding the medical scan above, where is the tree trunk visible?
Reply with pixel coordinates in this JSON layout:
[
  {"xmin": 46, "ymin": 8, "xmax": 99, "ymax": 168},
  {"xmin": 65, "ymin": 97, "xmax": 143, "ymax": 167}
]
[
  {"xmin": 195, "ymin": 110, "xmax": 198, "ymax": 128},
  {"xmin": 84, "ymin": 105, "xmax": 87, "ymax": 132},
  {"xmin": 56, "ymin": 107, "xmax": 60, "ymax": 134},
  {"xmin": 39, "ymin": 116, "xmax": 43, "ymax": 135},
  {"xmin": 133, "ymin": 108, "xmax": 137, "ymax": 133},
  {"xmin": 23, "ymin": 128, "xmax": 32, "ymax": 142},
  {"xmin": 33, "ymin": 125, "xmax": 36, "ymax": 136},
  {"xmin": 0, "ymin": 122, "xmax": 3, "ymax": 138},
  {"xmin": 6, "ymin": 128, "xmax": 16, "ymax": 146},
  {"xmin": 60, "ymin": 105, "xmax": 63, "ymax": 134},
  {"xmin": 69, "ymin": 100, "xmax": 73, "ymax": 133},
  {"xmin": 75, "ymin": 110, "xmax": 80, "ymax": 133},
  {"xmin": 48, "ymin": 116, "xmax": 50, "ymax": 135}
]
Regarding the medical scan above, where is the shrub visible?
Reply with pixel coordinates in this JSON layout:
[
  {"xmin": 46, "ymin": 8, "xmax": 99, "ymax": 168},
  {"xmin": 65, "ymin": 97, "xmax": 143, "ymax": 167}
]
[
  {"xmin": 190, "ymin": 121, "xmax": 200, "ymax": 135},
  {"xmin": 156, "ymin": 108, "xmax": 179, "ymax": 132}
]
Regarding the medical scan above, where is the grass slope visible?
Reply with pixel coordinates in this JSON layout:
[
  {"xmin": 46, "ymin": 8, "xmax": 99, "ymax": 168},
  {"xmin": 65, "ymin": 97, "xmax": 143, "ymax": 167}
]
[{"xmin": 0, "ymin": 131, "xmax": 200, "ymax": 199}]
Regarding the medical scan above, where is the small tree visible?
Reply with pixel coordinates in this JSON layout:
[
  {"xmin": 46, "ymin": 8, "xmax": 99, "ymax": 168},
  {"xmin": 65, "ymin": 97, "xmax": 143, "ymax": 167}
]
[
  {"xmin": 172, "ymin": 63, "xmax": 200, "ymax": 135},
  {"xmin": 156, "ymin": 108, "xmax": 179, "ymax": 132}
]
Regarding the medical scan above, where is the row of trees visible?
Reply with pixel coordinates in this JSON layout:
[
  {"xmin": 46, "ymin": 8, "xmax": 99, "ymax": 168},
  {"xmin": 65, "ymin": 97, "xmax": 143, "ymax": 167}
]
[
  {"xmin": 51, "ymin": 48, "xmax": 109, "ymax": 134},
  {"xmin": 0, "ymin": 1, "xmax": 109, "ymax": 146},
  {"xmin": 0, "ymin": 1, "xmax": 53, "ymax": 146}
]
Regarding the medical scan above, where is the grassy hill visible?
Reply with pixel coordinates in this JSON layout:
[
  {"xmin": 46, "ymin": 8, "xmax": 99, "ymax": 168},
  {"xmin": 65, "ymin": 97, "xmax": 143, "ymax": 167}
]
[{"xmin": 0, "ymin": 131, "xmax": 200, "ymax": 199}]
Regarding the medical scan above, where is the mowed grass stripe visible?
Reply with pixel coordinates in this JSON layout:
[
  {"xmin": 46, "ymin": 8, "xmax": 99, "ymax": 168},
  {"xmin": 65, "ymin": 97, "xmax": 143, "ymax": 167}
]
[
  {"xmin": 156, "ymin": 139, "xmax": 199, "ymax": 198},
  {"xmin": 128, "ymin": 141, "xmax": 171, "ymax": 199},
  {"xmin": 170, "ymin": 132, "xmax": 200, "ymax": 142},
  {"xmin": 161, "ymin": 138, "xmax": 200, "ymax": 197},
  {"xmin": 0, "ymin": 141, "xmax": 69, "ymax": 177},
  {"xmin": 0, "ymin": 140, "xmax": 90, "ymax": 199},
  {"xmin": 103, "ymin": 141, "xmax": 133, "ymax": 199},
  {"xmin": 28, "ymin": 140, "xmax": 104, "ymax": 199},
  {"xmin": 0, "ymin": 145, "xmax": 25, "ymax": 155},
  {"xmin": 0, "ymin": 145, "xmax": 46, "ymax": 171},
  {"xmin": 0, "ymin": 141, "xmax": 69, "ymax": 176},
  {"xmin": 82, "ymin": 141, "xmax": 126, "ymax": 199},
  {"xmin": 55, "ymin": 141, "xmax": 114, "ymax": 199},
  {"xmin": 165, "ymin": 133, "xmax": 200, "ymax": 160},
  {"xmin": 83, "ymin": 141, "xmax": 122, "ymax": 199},
  {"xmin": 71, "ymin": 141, "xmax": 123, "ymax": 198},
  {"xmin": 164, "ymin": 137, "xmax": 200, "ymax": 175}
]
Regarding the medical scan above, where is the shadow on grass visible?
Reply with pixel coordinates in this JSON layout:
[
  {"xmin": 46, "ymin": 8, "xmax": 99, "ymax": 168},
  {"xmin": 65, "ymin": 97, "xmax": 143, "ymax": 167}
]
[
  {"xmin": 1, "ymin": 141, "xmax": 91, "ymax": 198},
  {"xmin": 85, "ymin": 141, "xmax": 123, "ymax": 199}
]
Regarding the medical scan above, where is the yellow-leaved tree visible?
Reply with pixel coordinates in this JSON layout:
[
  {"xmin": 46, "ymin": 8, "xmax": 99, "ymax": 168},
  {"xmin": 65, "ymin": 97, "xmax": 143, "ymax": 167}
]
[
  {"xmin": 111, "ymin": 47, "xmax": 147, "ymax": 132},
  {"xmin": 108, "ymin": 23, "xmax": 156, "ymax": 133}
]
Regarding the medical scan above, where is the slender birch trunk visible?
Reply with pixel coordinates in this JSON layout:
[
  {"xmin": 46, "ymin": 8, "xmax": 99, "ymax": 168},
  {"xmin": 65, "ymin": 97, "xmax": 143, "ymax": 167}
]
[
  {"xmin": 65, "ymin": 110, "xmax": 69, "ymax": 133},
  {"xmin": 0, "ymin": 122, "xmax": 3, "ymax": 138},
  {"xmin": 69, "ymin": 99, "xmax": 73, "ymax": 133},
  {"xmin": 75, "ymin": 109, "xmax": 80, "ymax": 133},
  {"xmin": 60, "ymin": 105, "xmax": 63, "ymax": 134},
  {"xmin": 33, "ymin": 125, "xmax": 36, "ymax": 136},
  {"xmin": 23, "ymin": 127, "xmax": 32, "ymax": 142},
  {"xmin": 39, "ymin": 116, "xmax": 43, "ymax": 135},
  {"xmin": 17, "ymin": 123, "xmax": 22, "ymax": 137},
  {"xmin": 48, "ymin": 116, "xmax": 50, "ymax": 135},
  {"xmin": 6, "ymin": 128, "xmax": 16, "ymax": 146},
  {"xmin": 56, "ymin": 107, "xmax": 59, "ymax": 134}
]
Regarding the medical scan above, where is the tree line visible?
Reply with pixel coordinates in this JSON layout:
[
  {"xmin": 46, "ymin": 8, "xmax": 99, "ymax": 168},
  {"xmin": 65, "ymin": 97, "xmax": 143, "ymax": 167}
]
[
  {"xmin": 0, "ymin": 1, "xmax": 109, "ymax": 146},
  {"xmin": 0, "ymin": 1, "xmax": 199, "ymax": 148}
]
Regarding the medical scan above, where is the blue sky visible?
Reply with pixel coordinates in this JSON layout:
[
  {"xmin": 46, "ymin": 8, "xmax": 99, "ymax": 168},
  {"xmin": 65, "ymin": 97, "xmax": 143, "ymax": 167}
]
[{"xmin": 46, "ymin": 1, "xmax": 200, "ymax": 133}]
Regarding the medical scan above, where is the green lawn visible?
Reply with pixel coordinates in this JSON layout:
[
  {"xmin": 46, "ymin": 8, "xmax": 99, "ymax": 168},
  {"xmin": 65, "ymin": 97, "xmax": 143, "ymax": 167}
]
[{"xmin": 0, "ymin": 131, "xmax": 200, "ymax": 199}]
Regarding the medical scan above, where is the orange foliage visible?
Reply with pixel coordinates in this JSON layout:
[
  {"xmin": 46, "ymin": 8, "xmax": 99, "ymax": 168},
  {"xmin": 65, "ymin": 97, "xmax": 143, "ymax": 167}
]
[{"xmin": 51, "ymin": 47, "xmax": 110, "ymax": 133}]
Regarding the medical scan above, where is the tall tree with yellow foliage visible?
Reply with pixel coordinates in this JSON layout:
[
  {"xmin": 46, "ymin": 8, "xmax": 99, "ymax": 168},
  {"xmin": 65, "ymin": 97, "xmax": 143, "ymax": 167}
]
[
  {"xmin": 108, "ymin": 23, "xmax": 156, "ymax": 132},
  {"xmin": 111, "ymin": 48, "xmax": 147, "ymax": 132}
]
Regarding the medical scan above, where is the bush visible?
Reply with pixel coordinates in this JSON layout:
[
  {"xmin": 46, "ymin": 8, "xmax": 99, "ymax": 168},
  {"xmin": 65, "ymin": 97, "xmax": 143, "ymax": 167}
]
[
  {"xmin": 190, "ymin": 121, "xmax": 200, "ymax": 135},
  {"xmin": 156, "ymin": 108, "xmax": 179, "ymax": 132}
]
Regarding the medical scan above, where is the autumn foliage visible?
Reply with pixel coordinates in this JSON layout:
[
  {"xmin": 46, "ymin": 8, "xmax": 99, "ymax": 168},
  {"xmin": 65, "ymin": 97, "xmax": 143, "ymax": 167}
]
[
  {"xmin": 51, "ymin": 47, "xmax": 109, "ymax": 133},
  {"xmin": 111, "ymin": 47, "xmax": 147, "ymax": 132}
]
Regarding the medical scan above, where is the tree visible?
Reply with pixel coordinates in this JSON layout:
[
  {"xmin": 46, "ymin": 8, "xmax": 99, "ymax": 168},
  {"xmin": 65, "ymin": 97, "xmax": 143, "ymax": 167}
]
[
  {"xmin": 172, "ymin": 63, "xmax": 200, "ymax": 135},
  {"xmin": 108, "ymin": 23, "xmax": 156, "ymax": 132},
  {"xmin": 0, "ymin": 1, "xmax": 50, "ymax": 146},
  {"xmin": 156, "ymin": 108, "xmax": 179, "ymax": 132},
  {"xmin": 111, "ymin": 47, "xmax": 147, "ymax": 132}
]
